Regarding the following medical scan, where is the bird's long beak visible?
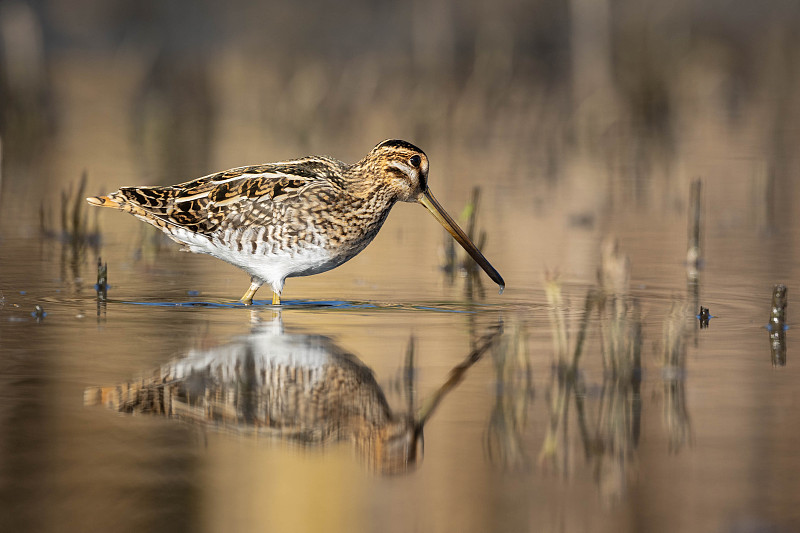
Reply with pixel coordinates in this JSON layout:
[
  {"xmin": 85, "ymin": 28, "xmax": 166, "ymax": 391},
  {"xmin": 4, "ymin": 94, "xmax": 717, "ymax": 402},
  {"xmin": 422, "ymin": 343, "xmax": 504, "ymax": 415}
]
[{"xmin": 419, "ymin": 189, "xmax": 505, "ymax": 293}]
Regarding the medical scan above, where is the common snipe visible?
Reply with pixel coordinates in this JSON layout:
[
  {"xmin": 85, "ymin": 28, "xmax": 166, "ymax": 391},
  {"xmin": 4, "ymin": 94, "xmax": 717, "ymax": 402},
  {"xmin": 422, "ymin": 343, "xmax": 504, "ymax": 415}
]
[{"xmin": 87, "ymin": 140, "xmax": 505, "ymax": 304}]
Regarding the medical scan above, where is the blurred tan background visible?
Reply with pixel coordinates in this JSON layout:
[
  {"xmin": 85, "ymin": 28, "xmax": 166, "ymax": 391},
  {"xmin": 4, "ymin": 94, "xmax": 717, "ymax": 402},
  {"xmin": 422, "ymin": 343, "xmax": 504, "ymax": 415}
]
[{"xmin": 3, "ymin": 0, "xmax": 799, "ymax": 211}]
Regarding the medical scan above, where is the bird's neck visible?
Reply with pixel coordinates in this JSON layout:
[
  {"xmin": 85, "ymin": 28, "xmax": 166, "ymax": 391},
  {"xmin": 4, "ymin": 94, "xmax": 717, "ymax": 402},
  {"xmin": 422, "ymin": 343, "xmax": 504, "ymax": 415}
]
[{"xmin": 344, "ymin": 162, "xmax": 396, "ymax": 206}]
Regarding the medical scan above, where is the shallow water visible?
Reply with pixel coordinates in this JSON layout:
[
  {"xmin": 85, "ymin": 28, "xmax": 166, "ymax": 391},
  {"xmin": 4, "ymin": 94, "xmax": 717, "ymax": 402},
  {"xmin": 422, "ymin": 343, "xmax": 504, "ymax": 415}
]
[{"xmin": 3, "ymin": 171, "xmax": 800, "ymax": 532}]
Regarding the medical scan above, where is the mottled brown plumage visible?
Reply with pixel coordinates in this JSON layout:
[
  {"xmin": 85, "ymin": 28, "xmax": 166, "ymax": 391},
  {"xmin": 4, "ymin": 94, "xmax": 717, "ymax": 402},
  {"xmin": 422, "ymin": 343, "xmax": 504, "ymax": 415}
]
[{"xmin": 87, "ymin": 139, "xmax": 504, "ymax": 304}]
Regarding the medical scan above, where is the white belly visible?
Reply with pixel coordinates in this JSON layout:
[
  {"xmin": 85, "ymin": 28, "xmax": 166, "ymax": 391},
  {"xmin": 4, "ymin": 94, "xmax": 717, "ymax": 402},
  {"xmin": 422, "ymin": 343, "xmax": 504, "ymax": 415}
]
[{"xmin": 170, "ymin": 227, "xmax": 337, "ymax": 294}]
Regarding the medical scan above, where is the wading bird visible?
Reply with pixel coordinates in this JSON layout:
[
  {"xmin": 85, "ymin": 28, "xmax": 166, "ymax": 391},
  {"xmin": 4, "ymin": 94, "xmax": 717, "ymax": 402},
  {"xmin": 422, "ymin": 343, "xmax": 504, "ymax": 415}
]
[{"xmin": 87, "ymin": 140, "xmax": 505, "ymax": 304}]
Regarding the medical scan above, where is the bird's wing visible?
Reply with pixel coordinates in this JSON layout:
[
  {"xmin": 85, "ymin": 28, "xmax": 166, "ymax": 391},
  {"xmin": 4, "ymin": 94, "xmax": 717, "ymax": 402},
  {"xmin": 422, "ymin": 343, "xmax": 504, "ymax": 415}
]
[{"xmin": 115, "ymin": 157, "xmax": 348, "ymax": 236}]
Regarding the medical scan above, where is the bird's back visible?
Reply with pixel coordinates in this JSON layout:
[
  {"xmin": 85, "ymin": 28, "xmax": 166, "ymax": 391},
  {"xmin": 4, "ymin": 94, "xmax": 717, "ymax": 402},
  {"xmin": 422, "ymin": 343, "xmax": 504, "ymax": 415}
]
[{"xmin": 89, "ymin": 157, "xmax": 350, "ymax": 238}]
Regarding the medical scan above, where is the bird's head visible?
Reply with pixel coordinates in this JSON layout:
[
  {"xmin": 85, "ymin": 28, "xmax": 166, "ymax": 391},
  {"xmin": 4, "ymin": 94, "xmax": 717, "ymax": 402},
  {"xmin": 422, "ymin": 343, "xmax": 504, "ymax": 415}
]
[
  {"xmin": 359, "ymin": 139, "xmax": 429, "ymax": 203},
  {"xmin": 355, "ymin": 139, "xmax": 505, "ymax": 293}
]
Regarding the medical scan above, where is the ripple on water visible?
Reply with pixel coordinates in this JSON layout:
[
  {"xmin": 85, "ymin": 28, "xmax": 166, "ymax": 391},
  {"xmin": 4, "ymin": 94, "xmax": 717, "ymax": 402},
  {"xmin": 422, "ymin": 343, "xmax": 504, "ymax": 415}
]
[{"xmin": 118, "ymin": 297, "xmax": 515, "ymax": 314}]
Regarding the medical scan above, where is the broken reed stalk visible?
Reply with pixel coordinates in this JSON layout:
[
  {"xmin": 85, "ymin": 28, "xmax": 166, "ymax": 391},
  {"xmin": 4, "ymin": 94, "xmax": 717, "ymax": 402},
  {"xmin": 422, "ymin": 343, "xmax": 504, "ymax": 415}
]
[
  {"xmin": 770, "ymin": 284, "xmax": 788, "ymax": 326},
  {"xmin": 96, "ymin": 257, "xmax": 108, "ymax": 286},
  {"xmin": 96, "ymin": 257, "xmax": 108, "ymax": 301},
  {"xmin": 687, "ymin": 178, "xmax": 702, "ymax": 267},
  {"xmin": 768, "ymin": 284, "xmax": 787, "ymax": 366}
]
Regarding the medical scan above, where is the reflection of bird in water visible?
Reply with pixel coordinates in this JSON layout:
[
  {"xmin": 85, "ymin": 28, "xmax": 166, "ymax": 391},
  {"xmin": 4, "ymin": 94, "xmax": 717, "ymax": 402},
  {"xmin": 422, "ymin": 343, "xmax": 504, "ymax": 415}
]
[
  {"xmin": 85, "ymin": 318, "xmax": 501, "ymax": 474},
  {"xmin": 85, "ymin": 140, "xmax": 504, "ymax": 305}
]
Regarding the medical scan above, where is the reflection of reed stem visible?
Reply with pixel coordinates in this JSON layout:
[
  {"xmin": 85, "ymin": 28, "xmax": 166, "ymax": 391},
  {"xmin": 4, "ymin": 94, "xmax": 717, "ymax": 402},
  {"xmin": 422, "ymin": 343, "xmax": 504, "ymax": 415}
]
[
  {"xmin": 662, "ymin": 299, "xmax": 692, "ymax": 452},
  {"xmin": 539, "ymin": 366, "xmax": 572, "ymax": 470},
  {"xmin": 486, "ymin": 321, "xmax": 534, "ymax": 470},
  {"xmin": 572, "ymin": 288, "xmax": 599, "ymax": 369},
  {"xmin": 663, "ymin": 301, "xmax": 689, "ymax": 368},
  {"xmin": 540, "ymin": 282, "xmax": 601, "ymax": 469},
  {"xmin": 540, "ymin": 240, "xmax": 642, "ymax": 491},
  {"xmin": 404, "ymin": 337, "xmax": 416, "ymax": 415}
]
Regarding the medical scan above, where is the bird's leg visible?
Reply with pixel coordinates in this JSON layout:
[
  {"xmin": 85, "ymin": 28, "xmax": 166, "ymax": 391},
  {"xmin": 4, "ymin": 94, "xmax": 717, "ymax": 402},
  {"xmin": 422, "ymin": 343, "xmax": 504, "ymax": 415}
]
[
  {"xmin": 240, "ymin": 279, "xmax": 262, "ymax": 305},
  {"xmin": 272, "ymin": 292, "xmax": 281, "ymax": 305}
]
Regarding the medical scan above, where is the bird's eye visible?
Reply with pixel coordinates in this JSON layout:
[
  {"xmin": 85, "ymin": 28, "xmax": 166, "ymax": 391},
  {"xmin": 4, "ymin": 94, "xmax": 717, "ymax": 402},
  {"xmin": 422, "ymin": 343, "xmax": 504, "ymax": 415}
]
[{"xmin": 409, "ymin": 155, "xmax": 421, "ymax": 167}]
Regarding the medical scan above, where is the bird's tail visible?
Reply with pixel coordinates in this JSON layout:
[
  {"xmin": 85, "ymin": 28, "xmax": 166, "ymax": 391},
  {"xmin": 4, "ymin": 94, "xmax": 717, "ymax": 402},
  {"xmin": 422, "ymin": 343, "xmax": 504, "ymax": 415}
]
[
  {"xmin": 86, "ymin": 193, "xmax": 123, "ymax": 208},
  {"xmin": 85, "ymin": 189, "xmax": 182, "ymax": 234},
  {"xmin": 86, "ymin": 191, "xmax": 147, "ymax": 216}
]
